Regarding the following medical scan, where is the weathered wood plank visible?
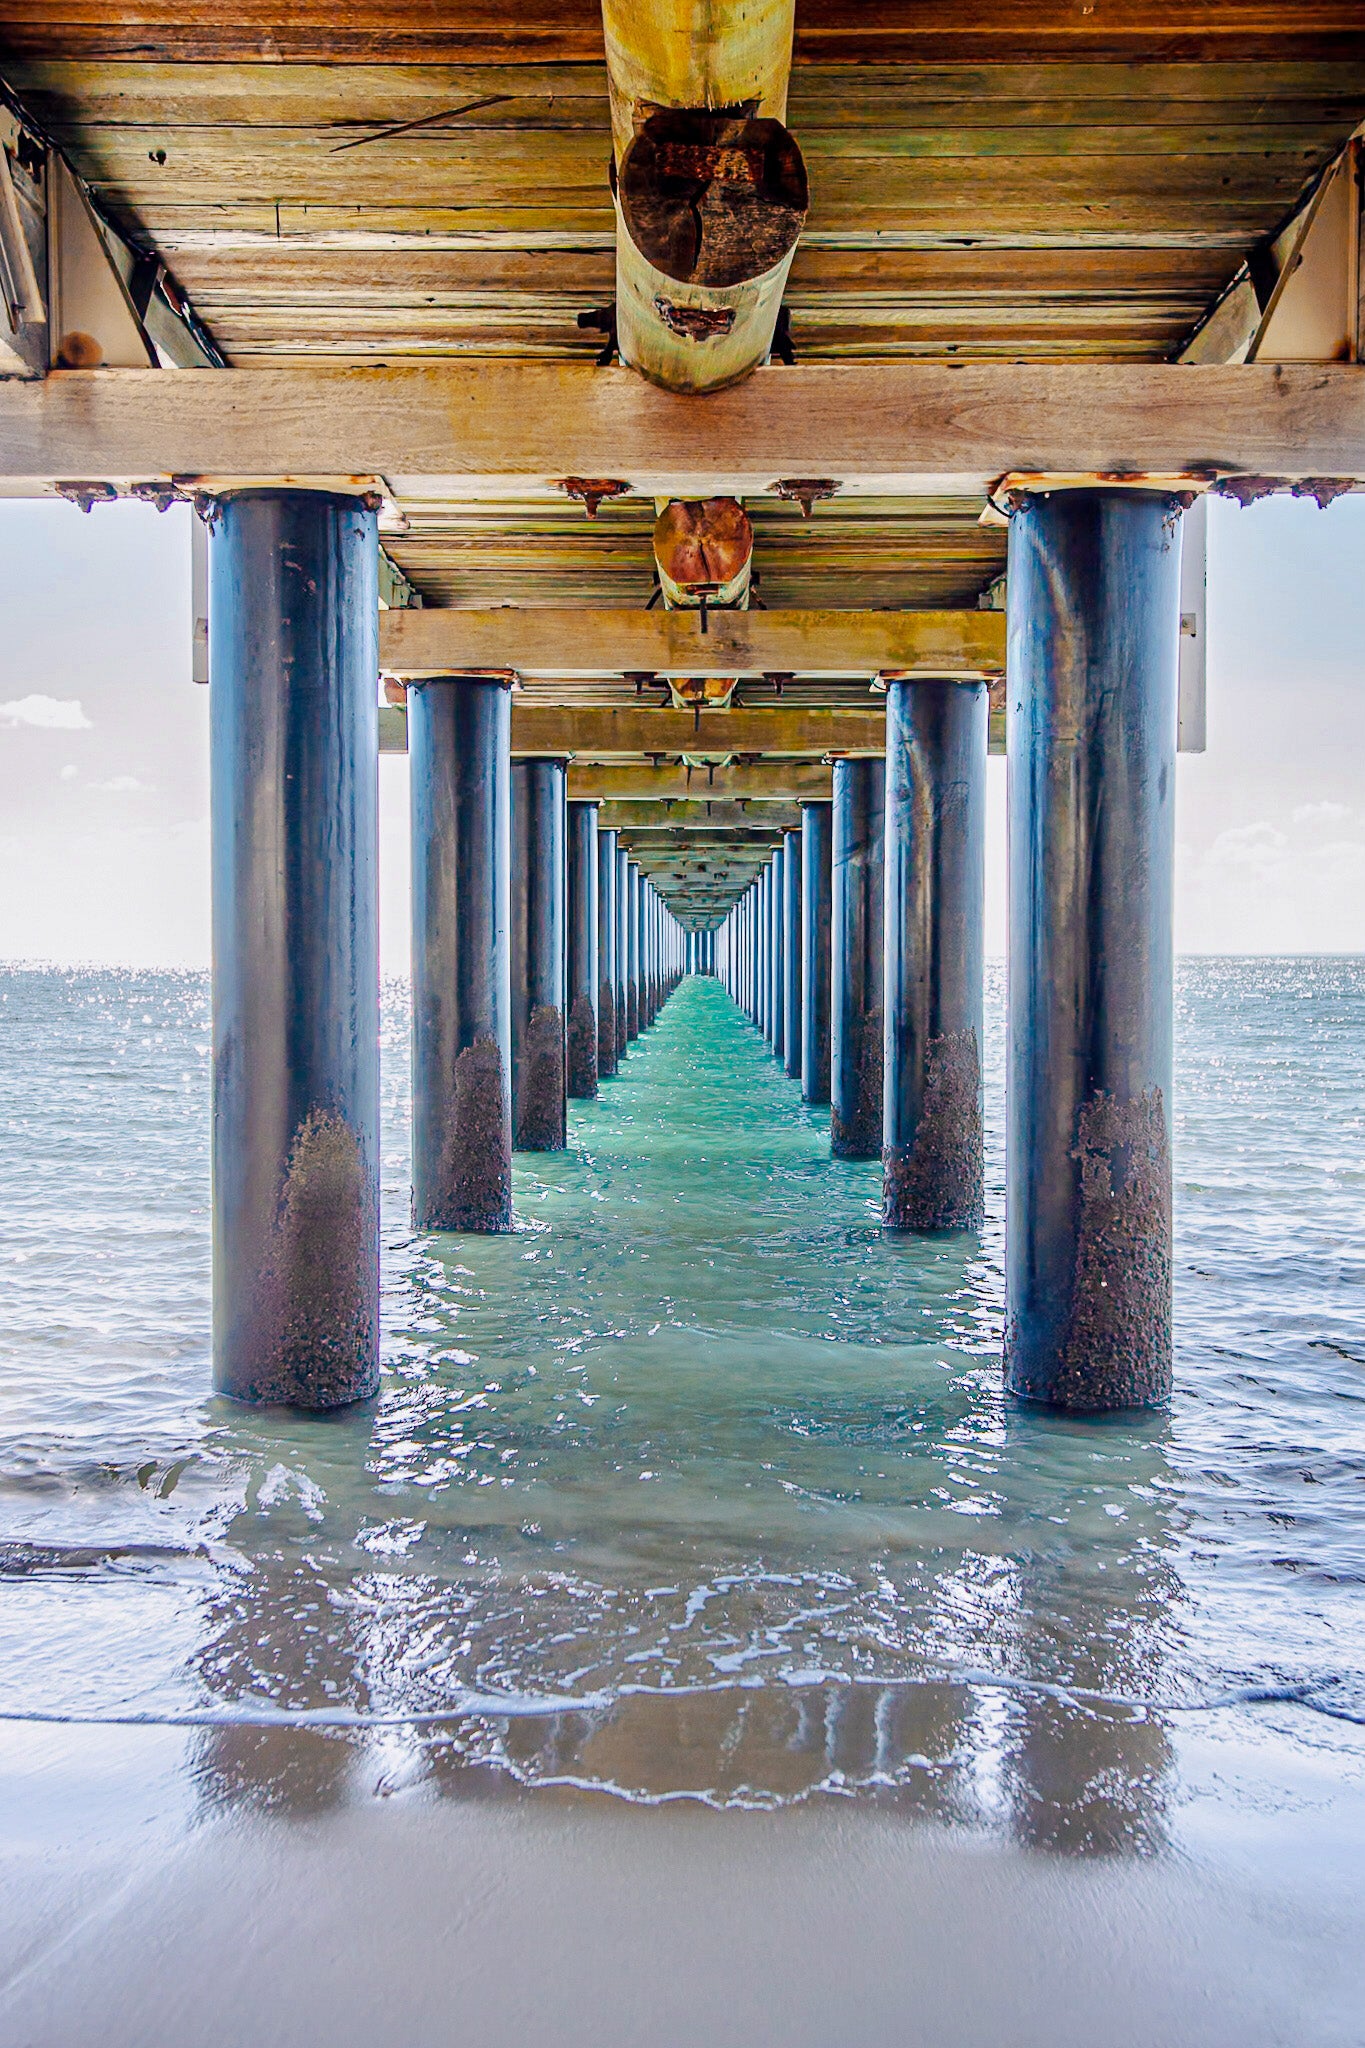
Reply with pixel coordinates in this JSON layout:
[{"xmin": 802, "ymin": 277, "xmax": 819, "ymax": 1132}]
[
  {"xmin": 63, "ymin": 132, "xmax": 1326, "ymax": 219},
  {"xmin": 599, "ymin": 800, "xmax": 802, "ymax": 828},
  {"xmin": 2, "ymin": 1, "xmax": 1361, "ymax": 64},
  {"xmin": 379, "ymin": 605, "xmax": 1005, "ymax": 678},
  {"xmin": 13, "ymin": 57, "xmax": 1365, "ymax": 130},
  {"xmin": 509, "ymin": 705, "xmax": 886, "ymax": 755},
  {"xmin": 3, "ymin": 362, "xmax": 1362, "ymax": 491},
  {"xmin": 52, "ymin": 117, "xmax": 1356, "ymax": 172},
  {"xmin": 567, "ymin": 760, "xmax": 835, "ymax": 799},
  {"xmin": 162, "ymin": 243, "xmax": 1238, "ymax": 297},
  {"xmin": 15, "ymin": 55, "xmax": 1365, "ymax": 109}
]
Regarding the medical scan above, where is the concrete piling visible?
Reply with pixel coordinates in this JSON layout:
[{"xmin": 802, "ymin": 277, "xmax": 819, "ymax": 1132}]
[
  {"xmin": 1004, "ymin": 488, "xmax": 1181, "ymax": 1411},
  {"xmin": 770, "ymin": 845, "xmax": 786, "ymax": 1056},
  {"xmin": 831, "ymin": 758, "xmax": 886, "ymax": 1159},
  {"xmin": 782, "ymin": 827, "xmax": 802, "ymax": 1079},
  {"xmin": 882, "ymin": 678, "xmax": 987, "ymax": 1232},
  {"xmin": 616, "ymin": 844, "xmax": 630, "ymax": 1061},
  {"xmin": 597, "ymin": 825, "xmax": 619, "ymax": 1078},
  {"xmin": 410, "ymin": 674, "xmax": 514, "ymax": 1236},
  {"xmin": 567, "ymin": 799, "xmax": 599, "ymax": 1100},
  {"xmin": 800, "ymin": 800, "xmax": 832, "ymax": 1106},
  {"xmin": 511, "ymin": 759, "xmax": 568, "ymax": 1150},
  {"xmin": 626, "ymin": 861, "xmax": 641, "ymax": 1040},
  {"xmin": 209, "ymin": 487, "xmax": 381, "ymax": 1406}
]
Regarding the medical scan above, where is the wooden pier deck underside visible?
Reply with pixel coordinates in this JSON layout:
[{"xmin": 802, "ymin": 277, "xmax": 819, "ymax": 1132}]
[{"xmin": 3, "ymin": 0, "xmax": 1363, "ymax": 913}]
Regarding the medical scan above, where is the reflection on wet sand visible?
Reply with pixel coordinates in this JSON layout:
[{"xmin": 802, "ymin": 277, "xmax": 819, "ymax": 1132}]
[
  {"xmin": 188, "ymin": 1411, "xmax": 1179, "ymax": 1849},
  {"xmin": 1002, "ymin": 1417, "xmax": 1179, "ymax": 1857}
]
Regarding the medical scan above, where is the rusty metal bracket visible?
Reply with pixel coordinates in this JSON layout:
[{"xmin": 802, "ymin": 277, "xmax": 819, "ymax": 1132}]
[
  {"xmin": 1214, "ymin": 474, "xmax": 1356, "ymax": 509},
  {"xmin": 576, "ymin": 302, "xmax": 618, "ymax": 366},
  {"xmin": 54, "ymin": 479, "xmax": 118, "ymax": 512},
  {"xmin": 772, "ymin": 477, "xmax": 839, "ymax": 518},
  {"xmin": 987, "ymin": 469, "xmax": 1217, "ymax": 519},
  {"xmin": 129, "ymin": 478, "xmax": 189, "ymax": 512},
  {"xmin": 558, "ymin": 476, "xmax": 630, "ymax": 518}
]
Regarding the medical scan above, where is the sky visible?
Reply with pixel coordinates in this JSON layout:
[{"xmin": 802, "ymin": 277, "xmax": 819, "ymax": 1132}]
[{"xmin": 1, "ymin": 491, "xmax": 1362, "ymax": 971}]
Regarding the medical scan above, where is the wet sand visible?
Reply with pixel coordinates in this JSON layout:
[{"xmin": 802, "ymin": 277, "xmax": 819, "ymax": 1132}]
[{"xmin": 1, "ymin": 1711, "xmax": 1362, "ymax": 2048}]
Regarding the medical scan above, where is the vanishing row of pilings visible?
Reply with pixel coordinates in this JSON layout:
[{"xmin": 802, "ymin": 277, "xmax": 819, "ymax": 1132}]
[
  {"xmin": 210, "ymin": 485, "xmax": 684, "ymax": 1411},
  {"xmin": 208, "ymin": 482, "xmax": 1179, "ymax": 1421},
  {"xmin": 717, "ymin": 490, "xmax": 1179, "ymax": 1418}
]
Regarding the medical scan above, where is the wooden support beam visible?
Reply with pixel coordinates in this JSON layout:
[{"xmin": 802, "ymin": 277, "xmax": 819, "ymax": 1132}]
[
  {"xmin": 380, "ymin": 606, "xmax": 1005, "ymax": 680},
  {"xmin": 635, "ymin": 854, "xmax": 774, "ymax": 871},
  {"xmin": 624, "ymin": 835, "xmax": 786, "ymax": 855},
  {"xmin": 380, "ymin": 700, "xmax": 1002, "ymax": 761},
  {"xmin": 4, "ymin": 363, "xmax": 1365, "ymax": 493},
  {"xmin": 511, "ymin": 704, "xmax": 885, "ymax": 755},
  {"xmin": 599, "ymin": 800, "xmax": 800, "ymax": 830},
  {"xmin": 571, "ymin": 761, "xmax": 833, "ymax": 801},
  {"xmin": 616, "ymin": 821, "xmax": 787, "ymax": 838}
]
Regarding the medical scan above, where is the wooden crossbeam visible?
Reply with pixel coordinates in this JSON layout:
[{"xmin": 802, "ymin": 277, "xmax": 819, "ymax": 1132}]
[
  {"xmin": 619, "ymin": 830, "xmax": 786, "ymax": 846},
  {"xmin": 599, "ymin": 801, "xmax": 801, "ymax": 830},
  {"xmin": 380, "ymin": 701, "xmax": 885, "ymax": 755},
  {"xmin": 380, "ymin": 606, "xmax": 1005, "ymax": 680},
  {"xmin": 513, "ymin": 706, "xmax": 885, "ymax": 755},
  {"xmin": 3, "ymin": 363, "xmax": 1364, "ymax": 492},
  {"xmin": 571, "ymin": 762, "xmax": 834, "ymax": 801}
]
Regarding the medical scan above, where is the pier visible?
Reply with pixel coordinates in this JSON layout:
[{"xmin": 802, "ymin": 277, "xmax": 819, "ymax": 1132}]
[{"xmin": 0, "ymin": 7, "xmax": 1363, "ymax": 1418}]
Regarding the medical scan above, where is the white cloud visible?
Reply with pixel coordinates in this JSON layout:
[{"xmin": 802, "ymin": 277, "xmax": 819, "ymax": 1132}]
[
  {"xmin": 1291, "ymin": 799, "xmax": 1360, "ymax": 832},
  {"xmin": 1206, "ymin": 821, "xmax": 1288, "ymax": 868},
  {"xmin": 59, "ymin": 763, "xmax": 77, "ymax": 781},
  {"xmin": 1180, "ymin": 807, "xmax": 1365, "ymax": 953},
  {"xmin": 0, "ymin": 693, "xmax": 92, "ymax": 730},
  {"xmin": 91, "ymin": 774, "xmax": 154, "ymax": 794}
]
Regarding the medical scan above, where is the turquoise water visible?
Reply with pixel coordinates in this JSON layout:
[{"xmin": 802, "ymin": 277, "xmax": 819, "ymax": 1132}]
[{"xmin": 0, "ymin": 963, "xmax": 1362, "ymax": 1827}]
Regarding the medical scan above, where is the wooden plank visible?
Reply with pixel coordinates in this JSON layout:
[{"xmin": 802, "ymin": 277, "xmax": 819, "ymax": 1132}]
[
  {"xmin": 616, "ymin": 828, "xmax": 790, "ymax": 846},
  {"xmin": 378, "ymin": 701, "xmax": 883, "ymax": 759},
  {"xmin": 599, "ymin": 800, "xmax": 801, "ymax": 827},
  {"xmin": 4, "ymin": 361, "xmax": 1364, "ymax": 491},
  {"xmin": 59, "ymin": 144, "xmax": 1325, "ymax": 234},
  {"xmin": 509, "ymin": 705, "xmax": 887, "ymax": 755},
  {"xmin": 2, "ymin": 1, "xmax": 1362, "ymax": 64},
  {"xmin": 53, "ymin": 119, "xmax": 1355, "ymax": 186},
  {"xmin": 571, "ymin": 761, "xmax": 834, "ymax": 799},
  {"xmin": 14, "ymin": 57, "xmax": 1365, "ymax": 125},
  {"xmin": 158, "ymin": 243, "xmax": 1238, "ymax": 306},
  {"xmin": 379, "ymin": 606, "xmax": 1006, "ymax": 679}
]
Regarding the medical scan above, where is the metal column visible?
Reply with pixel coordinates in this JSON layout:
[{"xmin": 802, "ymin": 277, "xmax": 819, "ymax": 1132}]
[
  {"xmin": 511, "ymin": 759, "xmax": 567, "ymax": 1150},
  {"xmin": 882, "ymin": 679, "xmax": 987, "ymax": 1231},
  {"xmin": 410, "ymin": 675, "xmax": 513, "ymax": 1236},
  {"xmin": 626, "ymin": 861, "xmax": 641, "ymax": 1040},
  {"xmin": 770, "ymin": 844, "xmax": 786, "ymax": 1056},
  {"xmin": 766, "ymin": 863, "xmax": 777, "ymax": 1041},
  {"xmin": 753, "ymin": 881, "xmax": 763, "ymax": 1027},
  {"xmin": 615, "ymin": 844, "xmax": 630, "ymax": 1060},
  {"xmin": 801, "ymin": 801, "xmax": 832, "ymax": 1106},
  {"xmin": 210, "ymin": 487, "xmax": 380, "ymax": 1406},
  {"xmin": 567, "ymin": 799, "xmax": 599, "ymax": 1100},
  {"xmin": 782, "ymin": 828, "xmax": 802, "ymax": 1078},
  {"xmin": 1005, "ymin": 488, "xmax": 1180, "ymax": 1411},
  {"xmin": 597, "ymin": 825, "xmax": 619, "ymax": 1078},
  {"xmin": 641, "ymin": 882, "xmax": 654, "ymax": 1026},
  {"xmin": 756, "ymin": 870, "xmax": 768, "ymax": 1037},
  {"xmin": 831, "ymin": 759, "xmax": 885, "ymax": 1159}
]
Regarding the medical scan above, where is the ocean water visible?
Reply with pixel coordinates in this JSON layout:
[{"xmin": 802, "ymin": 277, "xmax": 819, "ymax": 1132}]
[{"xmin": 0, "ymin": 961, "xmax": 1362, "ymax": 1835}]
